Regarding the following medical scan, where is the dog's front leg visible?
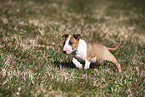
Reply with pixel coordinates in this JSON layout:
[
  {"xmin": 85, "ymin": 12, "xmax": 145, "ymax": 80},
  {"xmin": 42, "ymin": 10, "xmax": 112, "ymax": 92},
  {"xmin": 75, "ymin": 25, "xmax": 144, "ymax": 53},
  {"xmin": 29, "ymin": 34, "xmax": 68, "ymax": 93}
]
[
  {"xmin": 84, "ymin": 59, "xmax": 91, "ymax": 69},
  {"xmin": 72, "ymin": 57, "xmax": 83, "ymax": 68}
]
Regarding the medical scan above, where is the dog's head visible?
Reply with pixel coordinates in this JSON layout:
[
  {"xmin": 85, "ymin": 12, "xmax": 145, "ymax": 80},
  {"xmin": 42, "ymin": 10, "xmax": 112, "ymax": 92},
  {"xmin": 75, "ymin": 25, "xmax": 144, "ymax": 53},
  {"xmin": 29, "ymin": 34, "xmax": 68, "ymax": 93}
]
[{"xmin": 62, "ymin": 34, "xmax": 80, "ymax": 54}]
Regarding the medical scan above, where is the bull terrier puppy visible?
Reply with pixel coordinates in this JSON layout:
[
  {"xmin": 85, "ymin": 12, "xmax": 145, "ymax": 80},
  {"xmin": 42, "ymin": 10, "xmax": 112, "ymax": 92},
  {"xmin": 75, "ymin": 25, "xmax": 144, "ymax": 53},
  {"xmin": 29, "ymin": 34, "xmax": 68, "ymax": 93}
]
[{"xmin": 62, "ymin": 34, "xmax": 121, "ymax": 72}]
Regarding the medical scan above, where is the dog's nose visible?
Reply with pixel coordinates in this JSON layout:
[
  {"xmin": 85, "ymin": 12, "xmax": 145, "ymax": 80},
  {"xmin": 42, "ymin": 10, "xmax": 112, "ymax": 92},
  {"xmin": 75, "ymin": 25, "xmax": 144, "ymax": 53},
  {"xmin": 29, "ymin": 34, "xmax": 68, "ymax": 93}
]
[{"xmin": 63, "ymin": 50, "xmax": 66, "ymax": 54}]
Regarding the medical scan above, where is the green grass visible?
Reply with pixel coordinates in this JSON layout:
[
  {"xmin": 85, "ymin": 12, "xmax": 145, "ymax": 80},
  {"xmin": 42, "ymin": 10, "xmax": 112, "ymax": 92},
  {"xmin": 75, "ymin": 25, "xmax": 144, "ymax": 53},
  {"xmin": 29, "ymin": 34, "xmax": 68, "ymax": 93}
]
[{"xmin": 0, "ymin": 0, "xmax": 144, "ymax": 96}]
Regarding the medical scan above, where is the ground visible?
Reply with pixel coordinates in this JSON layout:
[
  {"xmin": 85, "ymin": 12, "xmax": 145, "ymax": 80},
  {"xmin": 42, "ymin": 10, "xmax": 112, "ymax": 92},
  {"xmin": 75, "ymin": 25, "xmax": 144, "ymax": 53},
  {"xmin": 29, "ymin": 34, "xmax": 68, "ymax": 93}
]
[{"xmin": 0, "ymin": 0, "xmax": 144, "ymax": 96}]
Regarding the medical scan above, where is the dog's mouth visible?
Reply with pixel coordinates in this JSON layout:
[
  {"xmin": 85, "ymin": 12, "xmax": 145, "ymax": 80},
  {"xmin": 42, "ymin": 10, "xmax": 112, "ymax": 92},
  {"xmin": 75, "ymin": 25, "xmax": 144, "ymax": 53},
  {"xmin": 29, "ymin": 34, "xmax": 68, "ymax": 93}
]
[
  {"xmin": 62, "ymin": 50, "xmax": 72, "ymax": 54},
  {"xmin": 63, "ymin": 50, "xmax": 67, "ymax": 54}
]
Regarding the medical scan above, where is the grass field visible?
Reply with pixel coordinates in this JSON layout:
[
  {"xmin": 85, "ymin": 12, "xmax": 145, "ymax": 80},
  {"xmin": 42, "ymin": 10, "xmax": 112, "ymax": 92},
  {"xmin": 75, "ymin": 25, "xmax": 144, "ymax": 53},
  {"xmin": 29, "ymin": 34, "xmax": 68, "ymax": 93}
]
[{"xmin": 0, "ymin": 0, "xmax": 145, "ymax": 96}]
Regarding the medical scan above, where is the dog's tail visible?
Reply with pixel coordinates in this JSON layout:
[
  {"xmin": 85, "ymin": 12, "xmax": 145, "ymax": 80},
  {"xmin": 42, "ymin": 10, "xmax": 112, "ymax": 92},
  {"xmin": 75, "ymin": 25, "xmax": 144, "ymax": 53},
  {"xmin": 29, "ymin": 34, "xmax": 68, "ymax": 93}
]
[{"xmin": 107, "ymin": 42, "xmax": 121, "ymax": 50}]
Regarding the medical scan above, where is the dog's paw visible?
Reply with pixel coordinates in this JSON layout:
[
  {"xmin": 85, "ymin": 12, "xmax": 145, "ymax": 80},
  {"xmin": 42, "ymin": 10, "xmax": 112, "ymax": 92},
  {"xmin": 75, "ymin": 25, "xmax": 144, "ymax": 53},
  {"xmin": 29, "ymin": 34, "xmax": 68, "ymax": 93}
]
[{"xmin": 76, "ymin": 64, "xmax": 83, "ymax": 69}]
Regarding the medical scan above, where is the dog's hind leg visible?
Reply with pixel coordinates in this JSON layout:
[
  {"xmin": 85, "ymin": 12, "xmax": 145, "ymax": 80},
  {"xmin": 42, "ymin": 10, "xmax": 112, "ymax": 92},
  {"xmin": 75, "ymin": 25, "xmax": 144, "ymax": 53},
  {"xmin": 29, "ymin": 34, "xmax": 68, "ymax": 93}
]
[{"xmin": 105, "ymin": 51, "xmax": 122, "ymax": 72}]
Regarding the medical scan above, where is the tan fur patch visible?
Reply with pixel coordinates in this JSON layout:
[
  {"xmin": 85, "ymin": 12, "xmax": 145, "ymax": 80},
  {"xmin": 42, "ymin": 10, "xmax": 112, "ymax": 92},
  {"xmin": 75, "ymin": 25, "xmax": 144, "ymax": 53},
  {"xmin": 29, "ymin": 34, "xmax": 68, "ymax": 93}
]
[
  {"xmin": 69, "ymin": 36, "xmax": 79, "ymax": 50},
  {"xmin": 86, "ymin": 42, "xmax": 106, "ymax": 62}
]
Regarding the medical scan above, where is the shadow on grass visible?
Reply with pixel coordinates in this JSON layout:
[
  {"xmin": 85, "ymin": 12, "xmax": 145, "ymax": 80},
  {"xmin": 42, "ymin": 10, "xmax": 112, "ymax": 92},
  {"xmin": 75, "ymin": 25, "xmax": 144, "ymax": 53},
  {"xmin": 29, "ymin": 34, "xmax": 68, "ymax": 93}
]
[
  {"xmin": 54, "ymin": 60, "xmax": 119, "ymax": 72},
  {"xmin": 54, "ymin": 61, "xmax": 76, "ymax": 69},
  {"xmin": 54, "ymin": 60, "xmax": 102, "ymax": 69}
]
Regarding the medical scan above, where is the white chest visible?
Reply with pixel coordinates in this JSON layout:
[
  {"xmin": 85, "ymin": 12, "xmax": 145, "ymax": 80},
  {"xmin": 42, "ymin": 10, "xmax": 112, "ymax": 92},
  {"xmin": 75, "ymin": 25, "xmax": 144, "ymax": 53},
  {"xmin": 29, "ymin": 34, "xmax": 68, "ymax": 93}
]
[{"xmin": 73, "ymin": 39, "xmax": 87, "ymax": 61}]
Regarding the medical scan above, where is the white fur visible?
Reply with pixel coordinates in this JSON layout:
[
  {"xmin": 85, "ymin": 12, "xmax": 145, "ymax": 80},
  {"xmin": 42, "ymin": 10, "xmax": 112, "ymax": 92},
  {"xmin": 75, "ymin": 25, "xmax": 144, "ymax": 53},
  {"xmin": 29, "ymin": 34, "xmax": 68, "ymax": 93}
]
[
  {"xmin": 74, "ymin": 39, "xmax": 87, "ymax": 61},
  {"xmin": 84, "ymin": 59, "xmax": 91, "ymax": 69},
  {"xmin": 72, "ymin": 57, "xmax": 83, "ymax": 68},
  {"xmin": 72, "ymin": 39, "xmax": 91, "ymax": 69},
  {"xmin": 63, "ymin": 35, "xmax": 73, "ymax": 54},
  {"xmin": 91, "ymin": 57, "xmax": 97, "ymax": 63}
]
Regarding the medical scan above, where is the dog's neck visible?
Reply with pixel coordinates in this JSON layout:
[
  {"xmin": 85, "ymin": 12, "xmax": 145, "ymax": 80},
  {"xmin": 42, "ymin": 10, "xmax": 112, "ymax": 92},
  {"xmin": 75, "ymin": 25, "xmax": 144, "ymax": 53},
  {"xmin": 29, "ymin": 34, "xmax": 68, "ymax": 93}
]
[{"xmin": 72, "ymin": 39, "xmax": 87, "ymax": 60}]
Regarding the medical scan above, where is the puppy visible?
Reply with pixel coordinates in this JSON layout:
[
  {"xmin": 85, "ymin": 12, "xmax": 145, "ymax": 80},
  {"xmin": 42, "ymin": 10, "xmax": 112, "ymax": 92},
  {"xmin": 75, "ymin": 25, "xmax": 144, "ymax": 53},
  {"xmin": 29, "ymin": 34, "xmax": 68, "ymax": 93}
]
[{"xmin": 62, "ymin": 34, "xmax": 121, "ymax": 72}]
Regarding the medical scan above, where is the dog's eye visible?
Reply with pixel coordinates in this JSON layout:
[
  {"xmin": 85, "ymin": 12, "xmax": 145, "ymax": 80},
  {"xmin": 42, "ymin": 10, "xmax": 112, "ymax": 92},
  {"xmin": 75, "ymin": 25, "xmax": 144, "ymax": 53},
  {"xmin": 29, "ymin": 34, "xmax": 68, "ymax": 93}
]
[{"xmin": 69, "ymin": 41, "xmax": 73, "ymax": 45}]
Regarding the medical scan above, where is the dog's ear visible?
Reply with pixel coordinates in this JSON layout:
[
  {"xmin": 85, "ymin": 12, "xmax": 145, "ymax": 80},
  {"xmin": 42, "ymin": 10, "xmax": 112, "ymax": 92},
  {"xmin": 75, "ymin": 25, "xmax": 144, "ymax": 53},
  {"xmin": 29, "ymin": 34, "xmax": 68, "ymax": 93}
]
[
  {"xmin": 73, "ymin": 34, "xmax": 80, "ymax": 40},
  {"xmin": 62, "ymin": 34, "xmax": 68, "ymax": 38}
]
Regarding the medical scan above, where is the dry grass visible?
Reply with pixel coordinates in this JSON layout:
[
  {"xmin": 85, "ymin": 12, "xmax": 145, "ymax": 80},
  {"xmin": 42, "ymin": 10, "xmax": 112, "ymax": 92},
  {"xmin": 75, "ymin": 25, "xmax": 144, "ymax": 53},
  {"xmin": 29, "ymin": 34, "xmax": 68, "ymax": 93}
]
[{"xmin": 0, "ymin": 0, "xmax": 145, "ymax": 96}]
